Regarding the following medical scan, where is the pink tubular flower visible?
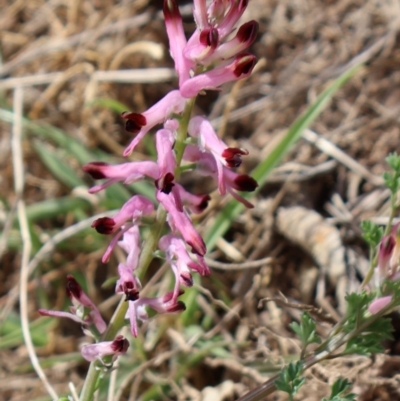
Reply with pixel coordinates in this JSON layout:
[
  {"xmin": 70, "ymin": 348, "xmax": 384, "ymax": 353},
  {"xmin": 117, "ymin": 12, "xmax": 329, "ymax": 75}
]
[
  {"xmin": 368, "ymin": 295, "xmax": 392, "ymax": 314},
  {"xmin": 81, "ymin": 335, "xmax": 129, "ymax": 363},
  {"xmin": 157, "ymin": 190, "xmax": 206, "ymax": 256},
  {"xmin": 188, "ymin": 116, "xmax": 248, "ymax": 168},
  {"xmin": 92, "ymin": 195, "xmax": 154, "ymax": 263},
  {"xmin": 127, "ymin": 291, "xmax": 186, "ymax": 337},
  {"xmin": 180, "ymin": 53, "xmax": 256, "ymax": 98},
  {"xmin": 183, "ymin": 144, "xmax": 257, "ymax": 207},
  {"xmin": 82, "ymin": 161, "xmax": 159, "ymax": 193},
  {"xmin": 116, "ymin": 263, "xmax": 140, "ymax": 301},
  {"xmin": 122, "ymin": 90, "xmax": 187, "ymax": 156},
  {"xmin": 215, "ymin": 0, "xmax": 249, "ymax": 39},
  {"xmin": 175, "ymin": 183, "xmax": 211, "ymax": 214},
  {"xmin": 192, "ymin": 0, "xmax": 208, "ymax": 29},
  {"xmin": 206, "ymin": 20, "xmax": 259, "ymax": 63},
  {"xmin": 155, "ymin": 128, "xmax": 176, "ymax": 193},
  {"xmin": 160, "ymin": 234, "xmax": 210, "ymax": 300},
  {"xmin": 163, "ymin": 0, "xmax": 194, "ymax": 86},
  {"xmin": 389, "ymin": 223, "xmax": 400, "ymax": 273},
  {"xmin": 115, "ymin": 226, "xmax": 142, "ymax": 300},
  {"xmin": 38, "ymin": 275, "xmax": 107, "ymax": 334},
  {"xmin": 118, "ymin": 225, "xmax": 141, "ymax": 270},
  {"xmin": 377, "ymin": 234, "xmax": 396, "ymax": 281}
]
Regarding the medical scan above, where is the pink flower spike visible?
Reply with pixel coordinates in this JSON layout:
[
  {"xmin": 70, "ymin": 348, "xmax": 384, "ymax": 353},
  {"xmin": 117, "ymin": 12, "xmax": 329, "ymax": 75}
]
[
  {"xmin": 81, "ymin": 335, "xmax": 129, "ymax": 363},
  {"xmin": 155, "ymin": 128, "xmax": 176, "ymax": 194},
  {"xmin": 157, "ymin": 190, "xmax": 206, "ymax": 256},
  {"xmin": 163, "ymin": 0, "xmax": 193, "ymax": 86},
  {"xmin": 123, "ymin": 90, "xmax": 187, "ymax": 156},
  {"xmin": 368, "ymin": 296, "xmax": 392, "ymax": 314},
  {"xmin": 180, "ymin": 53, "xmax": 256, "ymax": 98},
  {"xmin": 83, "ymin": 161, "xmax": 159, "ymax": 193}
]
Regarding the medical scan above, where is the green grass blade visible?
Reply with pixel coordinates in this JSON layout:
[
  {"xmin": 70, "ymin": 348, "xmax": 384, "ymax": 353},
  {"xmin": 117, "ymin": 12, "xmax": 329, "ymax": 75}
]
[
  {"xmin": 33, "ymin": 140, "xmax": 85, "ymax": 189},
  {"xmin": 205, "ymin": 63, "xmax": 361, "ymax": 250},
  {"xmin": 25, "ymin": 197, "xmax": 91, "ymax": 222},
  {"xmin": 88, "ymin": 98, "xmax": 129, "ymax": 114}
]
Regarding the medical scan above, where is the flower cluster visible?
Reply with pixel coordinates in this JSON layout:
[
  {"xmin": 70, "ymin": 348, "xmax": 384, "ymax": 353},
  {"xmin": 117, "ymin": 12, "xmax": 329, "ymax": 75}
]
[{"xmin": 39, "ymin": 0, "xmax": 258, "ymax": 363}]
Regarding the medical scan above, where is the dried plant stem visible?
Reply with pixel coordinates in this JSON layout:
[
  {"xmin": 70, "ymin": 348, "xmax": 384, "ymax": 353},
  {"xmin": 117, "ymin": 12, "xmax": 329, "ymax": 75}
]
[
  {"xmin": 12, "ymin": 86, "xmax": 59, "ymax": 400},
  {"xmin": 79, "ymin": 97, "xmax": 196, "ymax": 401}
]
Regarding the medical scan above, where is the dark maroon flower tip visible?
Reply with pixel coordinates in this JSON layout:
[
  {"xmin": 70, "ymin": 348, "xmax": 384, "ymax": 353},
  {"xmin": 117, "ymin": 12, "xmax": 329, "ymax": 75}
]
[
  {"xmin": 156, "ymin": 172, "xmax": 175, "ymax": 194},
  {"xmin": 121, "ymin": 112, "xmax": 147, "ymax": 134},
  {"xmin": 168, "ymin": 301, "xmax": 186, "ymax": 313},
  {"xmin": 188, "ymin": 238, "xmax": 207, "ymax": 257},
  {"xmin": 82, "ymin": 162, "xmax": 109, "ymax": 179},
  {"xmin": 233, "ymin": 54, "xmax": 256, "ymax": 77},
  {"xmin": 237, "ymin": 20, "xmax": 259, "ymax": 44},
  {"xmin": 197, "ymin": 195, "xmax": 211, "ymax": 212},
  {"xmin": 125, "ymin": 289, "xmax": 140, "ymax": 302},
  {"xmin": 234, "ymin": 175, "xmax": 258, "ymax": 192},
  {"xmin": 91, "ymin": 217, "xmax": 116, "ymax": 234},
  {"xmin": 163, "ymin": 0, "xmax": 181, "ymax": 22},
  {"xmin": 199, "ymin": 28, "xmax": 219, "ymax": 48},
  {"xmin": 222, "ymin": 147, "xmax": 249, "ymax": 168},
  {"xmin": 180, "ymin": 272, "xmax": 193, "ymax": 287},
  {"xmin": 238, "ymin": 0, "xmax": 249, "ymax": 11},
  {"xmin": 66, "ymin": 275, "xmax": 82, "ymax": 300},
  {"xmin": 111, "ymin": 335, "xmax": 130, "ymax": 353}
]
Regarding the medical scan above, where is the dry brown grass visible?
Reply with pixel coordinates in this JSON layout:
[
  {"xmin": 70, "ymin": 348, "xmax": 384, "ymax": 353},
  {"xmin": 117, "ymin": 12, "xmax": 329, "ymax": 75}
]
[{"xmin": 2, "ymin": 0, "xmax": 400, "ymax": 400}]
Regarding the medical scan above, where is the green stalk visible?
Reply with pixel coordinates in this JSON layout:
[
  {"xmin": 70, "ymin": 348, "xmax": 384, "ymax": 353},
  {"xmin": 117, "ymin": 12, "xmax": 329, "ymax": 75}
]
[{"xmin": 79, "ymin": 97, "xmax": 196, "ymax": 401}]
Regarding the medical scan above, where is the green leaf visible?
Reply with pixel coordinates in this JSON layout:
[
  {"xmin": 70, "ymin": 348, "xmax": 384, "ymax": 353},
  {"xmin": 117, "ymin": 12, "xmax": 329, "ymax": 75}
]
[
  {"xmin": 275, "ymin": 361, "xmax": 305, "ymax": 397},
  {"xmin": 289, "ymin": 312, "xmax": 321, "ymax": 348},
  {"xmin": 386, "ymin": 152, "xmax": 400, "ymax": 174},
  {"xmin": 205, "ymin": 63, "xmax": 362, "ymax": 251},
  {"xmin": 360, "ymin": 220, "xmax": 384, "ymax": 248},
  {"xmin": 322, "ymin": 378, "xmax": 356, "ymax": 401}
]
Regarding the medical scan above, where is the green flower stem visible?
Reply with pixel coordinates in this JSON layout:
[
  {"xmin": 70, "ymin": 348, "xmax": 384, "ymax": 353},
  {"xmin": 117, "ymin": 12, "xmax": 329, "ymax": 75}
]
[
  {"xmin": 174, "ymin": 97, "xmax": 196, "ymax": 167},
  {"xmin": 79, "ymin": 97, "xmax": 195, "ymax": 401}
]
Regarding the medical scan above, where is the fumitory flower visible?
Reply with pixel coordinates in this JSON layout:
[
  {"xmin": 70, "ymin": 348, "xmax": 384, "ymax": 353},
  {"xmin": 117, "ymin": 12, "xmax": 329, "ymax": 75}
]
[
  {"xmin": 127, "ymin": 291, "xmax": 186, "ymax": 337},
  {"xmin": 81, "ymin": 335, "xmax": 129, "ymax": 364},
  {"xmin": 38, "ymin": 275, "xmax": 107, "ymax": 334}
]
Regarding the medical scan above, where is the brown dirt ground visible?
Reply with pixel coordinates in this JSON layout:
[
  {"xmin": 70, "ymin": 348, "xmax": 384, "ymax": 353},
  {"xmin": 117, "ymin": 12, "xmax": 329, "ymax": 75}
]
[{"xmin": 2, "ymin": 0, "xmax": 400, "ymax": 400}]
